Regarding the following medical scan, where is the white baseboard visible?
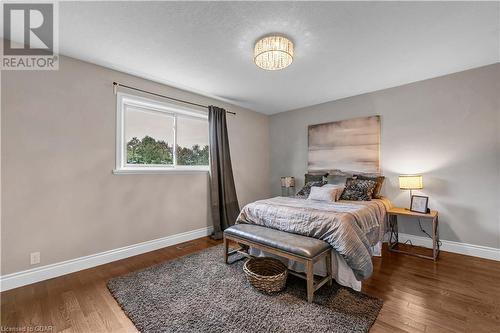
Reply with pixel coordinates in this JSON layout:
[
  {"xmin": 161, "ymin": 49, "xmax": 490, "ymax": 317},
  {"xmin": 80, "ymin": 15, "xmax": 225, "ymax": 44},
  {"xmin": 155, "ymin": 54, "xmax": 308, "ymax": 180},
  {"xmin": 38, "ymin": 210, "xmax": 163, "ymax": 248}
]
[
  {"xmin": 2, "ymin": 227, "xmax": 497, "ymax": 292},
  {"xmin": 0, "ymin": 226, "xmax": 214, "ymax": 292},
  {"xmin": 396, "ymin": 233, "xmax": 500, "ymax": 261}
]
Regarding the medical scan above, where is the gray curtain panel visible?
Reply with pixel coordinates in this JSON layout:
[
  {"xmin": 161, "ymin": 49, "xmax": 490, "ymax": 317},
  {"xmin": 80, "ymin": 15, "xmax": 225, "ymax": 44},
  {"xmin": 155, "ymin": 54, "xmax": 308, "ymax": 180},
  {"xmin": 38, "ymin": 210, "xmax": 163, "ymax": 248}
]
[{"xmin": 208, "ymin": 106, "xmax": 240, "ymax": 239}]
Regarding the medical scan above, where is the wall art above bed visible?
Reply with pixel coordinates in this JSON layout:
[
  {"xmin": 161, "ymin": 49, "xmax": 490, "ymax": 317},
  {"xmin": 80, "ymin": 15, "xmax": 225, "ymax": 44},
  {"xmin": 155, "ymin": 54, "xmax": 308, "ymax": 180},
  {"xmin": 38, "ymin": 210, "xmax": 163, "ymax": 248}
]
[{"xmin": 308, "ymin": 115, "xmax": 380, "ymax": 174}]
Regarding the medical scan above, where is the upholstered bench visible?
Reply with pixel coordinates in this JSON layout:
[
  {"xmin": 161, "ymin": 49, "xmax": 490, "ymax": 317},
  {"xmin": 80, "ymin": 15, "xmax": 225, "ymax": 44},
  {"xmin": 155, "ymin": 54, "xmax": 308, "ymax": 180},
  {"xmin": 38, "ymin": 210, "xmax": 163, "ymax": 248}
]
[{"xmin": 223, "ymin": 224, "xmax": 333, "ymax": 303}]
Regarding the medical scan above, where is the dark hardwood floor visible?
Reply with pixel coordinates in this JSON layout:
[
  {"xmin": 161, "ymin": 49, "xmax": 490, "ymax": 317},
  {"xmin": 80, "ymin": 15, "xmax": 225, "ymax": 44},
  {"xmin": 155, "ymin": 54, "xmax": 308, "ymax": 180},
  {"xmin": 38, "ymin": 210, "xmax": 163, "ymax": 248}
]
[{"xmin": 1, "ymin": 237, "xmax": 499, "ymax": 332}]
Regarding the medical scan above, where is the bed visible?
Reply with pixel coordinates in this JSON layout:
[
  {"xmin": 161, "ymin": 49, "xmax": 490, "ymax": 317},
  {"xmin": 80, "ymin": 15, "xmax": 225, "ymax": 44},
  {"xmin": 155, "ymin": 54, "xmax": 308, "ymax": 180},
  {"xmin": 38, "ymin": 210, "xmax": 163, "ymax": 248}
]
[
  {"xmin": 235, "ymin": 115, "xmax": 387, "ymax": 290},
  {"xmin": 235, "ymin": 195, "xmax": 392, "ymax": 291}
]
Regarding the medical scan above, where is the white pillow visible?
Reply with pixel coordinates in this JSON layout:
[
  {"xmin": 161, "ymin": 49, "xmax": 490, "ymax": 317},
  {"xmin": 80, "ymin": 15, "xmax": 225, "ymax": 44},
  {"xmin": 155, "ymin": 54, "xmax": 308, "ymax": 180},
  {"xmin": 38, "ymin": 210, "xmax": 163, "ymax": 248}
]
[
  {"xmin": 321, "ymin": 184, "xmax": 346, "ymax": 201},
  {"xmin": 307, "ymin": 186, "xmax": 338, "ymax": 202}
]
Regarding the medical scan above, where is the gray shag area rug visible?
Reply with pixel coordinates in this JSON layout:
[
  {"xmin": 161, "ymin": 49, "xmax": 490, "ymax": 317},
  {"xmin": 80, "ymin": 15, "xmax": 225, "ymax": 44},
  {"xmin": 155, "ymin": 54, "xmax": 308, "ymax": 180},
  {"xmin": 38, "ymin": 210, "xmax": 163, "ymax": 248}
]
[{"xmin": 107, "ymin": 245, "xmax": 382, "ymax": 333}]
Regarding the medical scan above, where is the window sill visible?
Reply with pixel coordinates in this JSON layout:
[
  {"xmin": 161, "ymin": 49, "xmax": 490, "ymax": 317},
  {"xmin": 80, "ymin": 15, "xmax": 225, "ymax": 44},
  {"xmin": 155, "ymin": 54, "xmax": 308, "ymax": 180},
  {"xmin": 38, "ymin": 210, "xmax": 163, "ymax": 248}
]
[{"xmin": 112, "ymin": 168, "xmax": 209, "ymax": 175}]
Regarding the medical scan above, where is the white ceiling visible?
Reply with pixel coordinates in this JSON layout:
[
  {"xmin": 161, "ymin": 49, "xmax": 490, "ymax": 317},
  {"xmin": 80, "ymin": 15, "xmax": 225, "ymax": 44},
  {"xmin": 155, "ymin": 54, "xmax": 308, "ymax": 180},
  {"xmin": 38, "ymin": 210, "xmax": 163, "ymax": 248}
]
[{"xmin": 57, "ymin": 2, "xmax": 499, "ymax": 114}]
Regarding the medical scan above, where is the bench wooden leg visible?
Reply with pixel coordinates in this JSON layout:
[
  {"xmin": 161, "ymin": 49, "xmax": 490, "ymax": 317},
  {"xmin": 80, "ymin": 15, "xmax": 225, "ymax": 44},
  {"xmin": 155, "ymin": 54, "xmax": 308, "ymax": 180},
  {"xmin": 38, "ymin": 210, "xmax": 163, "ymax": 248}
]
[
  {"xmin": 223, "ymin": 235, "xmax": 229, "ymax": 264},
  {"xmin": 306, "ymin": 260, "xmax": 314, "ymax": 303},
  {"xmin": 326, "ymin": 250, "xmax": 333, "ymax": 287}
]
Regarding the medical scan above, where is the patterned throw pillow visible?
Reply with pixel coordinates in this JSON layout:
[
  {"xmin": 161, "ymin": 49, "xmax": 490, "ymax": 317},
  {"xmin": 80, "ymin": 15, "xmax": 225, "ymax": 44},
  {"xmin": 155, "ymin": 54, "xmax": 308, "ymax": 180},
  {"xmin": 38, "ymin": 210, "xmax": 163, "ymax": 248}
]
[
  {"xmin": 354, "ymin": 174, "xmax": 385, "ymax": 199},
  {"xmin": 296, "ymin": 180, "xmax": 327, "ymax": 198},
  {"xmin": 339, "ymin": 179, "xmax": 377, "ymax": 201}
]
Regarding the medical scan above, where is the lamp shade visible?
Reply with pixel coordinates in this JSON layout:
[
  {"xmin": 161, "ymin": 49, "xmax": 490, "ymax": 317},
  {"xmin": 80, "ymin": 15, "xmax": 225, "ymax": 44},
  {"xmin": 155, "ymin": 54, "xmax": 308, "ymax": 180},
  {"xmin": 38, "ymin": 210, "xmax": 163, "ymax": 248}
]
[
  {"xmin": 399, "ymin": 175, "xmax": 423, "ymax": 190},
  {"xmin": 280, "ymin": 176, "xmax": 295, "ymax": 188}
]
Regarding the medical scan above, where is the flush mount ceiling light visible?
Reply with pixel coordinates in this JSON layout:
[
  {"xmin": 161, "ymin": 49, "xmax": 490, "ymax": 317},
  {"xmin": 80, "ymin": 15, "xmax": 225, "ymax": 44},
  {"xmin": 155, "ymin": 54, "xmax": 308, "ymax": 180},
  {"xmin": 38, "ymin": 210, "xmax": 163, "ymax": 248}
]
[{"xmin": 254, "ymin": 35, "xmax": 294, "ymax": 71}]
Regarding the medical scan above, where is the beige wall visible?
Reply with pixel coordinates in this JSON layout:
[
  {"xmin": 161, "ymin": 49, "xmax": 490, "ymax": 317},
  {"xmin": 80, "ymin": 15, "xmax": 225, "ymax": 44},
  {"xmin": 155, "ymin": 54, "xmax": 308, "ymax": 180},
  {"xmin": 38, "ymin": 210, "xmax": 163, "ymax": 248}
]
[
  {"xmin": 1, "ymin": 56, "xmax": 270, "ymax": 275},
  {"xmin": 2, "ymin": 56, "xmax": 498, "ymax": 276},
  {"xmin": 270, "ymin": 64, "xmax": 500, "ymax": 249}
]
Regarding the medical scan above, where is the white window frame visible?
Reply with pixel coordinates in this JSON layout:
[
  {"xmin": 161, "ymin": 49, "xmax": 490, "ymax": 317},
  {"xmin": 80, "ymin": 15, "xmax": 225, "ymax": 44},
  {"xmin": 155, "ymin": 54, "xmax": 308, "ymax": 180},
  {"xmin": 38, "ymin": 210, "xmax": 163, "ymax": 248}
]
[{"xmin": 113, "ymin": 92, "xmax": 209, "ymax": 174}]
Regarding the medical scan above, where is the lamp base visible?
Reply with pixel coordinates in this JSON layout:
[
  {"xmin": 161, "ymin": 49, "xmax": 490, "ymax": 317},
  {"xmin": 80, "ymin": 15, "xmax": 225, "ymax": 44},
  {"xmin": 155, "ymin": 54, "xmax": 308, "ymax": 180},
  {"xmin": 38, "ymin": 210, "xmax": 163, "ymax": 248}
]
[
  {"xmin": 407, "ymin": 189, "xmax": 413, "ymax": 210},
  {"xmin": 281, "ymin": 186, "xmax": 295, "ymax": 197}
]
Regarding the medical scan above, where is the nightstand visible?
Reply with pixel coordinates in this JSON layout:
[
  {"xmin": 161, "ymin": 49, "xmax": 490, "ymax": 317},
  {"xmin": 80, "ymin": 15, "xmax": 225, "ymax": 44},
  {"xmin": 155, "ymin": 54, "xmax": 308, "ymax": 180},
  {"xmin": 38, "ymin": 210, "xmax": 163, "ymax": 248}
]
[{"xmin": 387, "ymin": 207, "xmax": 440, "ymax": 261}]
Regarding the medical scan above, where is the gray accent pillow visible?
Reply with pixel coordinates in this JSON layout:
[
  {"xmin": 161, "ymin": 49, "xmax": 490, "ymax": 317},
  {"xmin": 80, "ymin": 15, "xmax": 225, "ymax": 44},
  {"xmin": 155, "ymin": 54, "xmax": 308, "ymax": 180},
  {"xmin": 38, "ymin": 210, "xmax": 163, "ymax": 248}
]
[
  {"xmin": 325, "ymin": 174, "xmax": 349, "ymax": 185},
  {"xmin": 304, "ymin": 173, "xmax": 328, "ymax": 184},
  {"xmin": 339, "ymin": 179, "xmax": 377, "ymax": 201}
]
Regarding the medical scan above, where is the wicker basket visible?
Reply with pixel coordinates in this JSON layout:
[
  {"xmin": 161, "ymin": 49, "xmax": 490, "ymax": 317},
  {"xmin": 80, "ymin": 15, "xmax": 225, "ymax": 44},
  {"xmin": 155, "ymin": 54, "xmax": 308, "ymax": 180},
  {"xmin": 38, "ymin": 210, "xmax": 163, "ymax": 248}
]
[{"xmin": 243, "ymin": 257, "xmax": 288, "ymax": 293}]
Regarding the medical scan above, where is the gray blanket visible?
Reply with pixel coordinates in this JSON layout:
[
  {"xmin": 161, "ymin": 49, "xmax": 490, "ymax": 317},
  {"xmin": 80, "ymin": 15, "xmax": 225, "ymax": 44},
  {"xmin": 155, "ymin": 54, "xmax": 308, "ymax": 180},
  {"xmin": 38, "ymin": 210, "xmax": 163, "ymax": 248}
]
[{"xmin": 236, "ymin": 197, "xmax": 391, "ymax": 280}]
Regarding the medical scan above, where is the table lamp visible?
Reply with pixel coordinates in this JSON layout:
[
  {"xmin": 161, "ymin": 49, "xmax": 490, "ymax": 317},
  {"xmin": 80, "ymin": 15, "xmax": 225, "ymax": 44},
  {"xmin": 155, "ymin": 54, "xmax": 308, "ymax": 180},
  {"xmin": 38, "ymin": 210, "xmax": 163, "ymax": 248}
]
[
  {"xmin": 280, "ymin": 176, "xmax": 295, "ymax": 197},
  {"xmin": 399, "ymin": 175, "xmax": 423, "ymax": 209}
]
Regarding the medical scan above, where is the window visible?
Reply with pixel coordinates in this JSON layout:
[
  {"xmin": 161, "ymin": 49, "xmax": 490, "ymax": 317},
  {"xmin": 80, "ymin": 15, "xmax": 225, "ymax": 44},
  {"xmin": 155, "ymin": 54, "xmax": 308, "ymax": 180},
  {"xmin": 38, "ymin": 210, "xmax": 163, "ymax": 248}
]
[{"xmin": 115, "ymin": 93, "xmax": 209, "ymax": 173}]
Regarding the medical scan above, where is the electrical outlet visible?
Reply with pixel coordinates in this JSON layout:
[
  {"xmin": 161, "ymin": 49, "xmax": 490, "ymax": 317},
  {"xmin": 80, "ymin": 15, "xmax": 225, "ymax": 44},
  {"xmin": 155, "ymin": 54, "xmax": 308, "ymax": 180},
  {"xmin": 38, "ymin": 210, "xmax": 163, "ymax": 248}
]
[{"xmin": 30, "ymin": 252, "xmax": 40, "ymax": 265}]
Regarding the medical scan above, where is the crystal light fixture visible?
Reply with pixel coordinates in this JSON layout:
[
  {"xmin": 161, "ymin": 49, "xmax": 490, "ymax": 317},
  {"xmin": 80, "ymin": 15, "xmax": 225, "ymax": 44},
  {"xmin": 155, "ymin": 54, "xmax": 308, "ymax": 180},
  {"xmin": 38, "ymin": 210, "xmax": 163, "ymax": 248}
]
[{"xmin": 254, "ymin": 35, "xmax": 294, "ymax": 70}]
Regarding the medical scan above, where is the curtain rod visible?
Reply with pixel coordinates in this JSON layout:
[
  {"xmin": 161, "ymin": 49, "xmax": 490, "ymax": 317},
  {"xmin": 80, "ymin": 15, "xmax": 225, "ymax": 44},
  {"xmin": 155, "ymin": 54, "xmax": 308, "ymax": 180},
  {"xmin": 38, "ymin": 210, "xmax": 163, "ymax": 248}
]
[{"xmin": 112, "ymin": 82, "xmax": 236, "ymax": 115}]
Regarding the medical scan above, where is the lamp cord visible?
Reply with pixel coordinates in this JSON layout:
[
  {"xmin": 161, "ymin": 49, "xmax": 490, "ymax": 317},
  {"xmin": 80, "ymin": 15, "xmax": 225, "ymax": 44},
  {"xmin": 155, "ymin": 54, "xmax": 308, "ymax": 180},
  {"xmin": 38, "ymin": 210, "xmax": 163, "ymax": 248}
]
[{"xmin": 418, "ymin": 218, "xmax": 442, "ymax": 248}]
